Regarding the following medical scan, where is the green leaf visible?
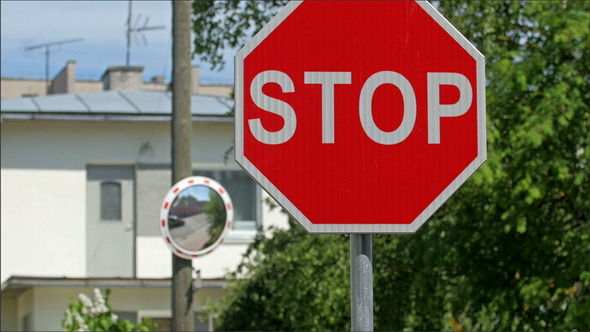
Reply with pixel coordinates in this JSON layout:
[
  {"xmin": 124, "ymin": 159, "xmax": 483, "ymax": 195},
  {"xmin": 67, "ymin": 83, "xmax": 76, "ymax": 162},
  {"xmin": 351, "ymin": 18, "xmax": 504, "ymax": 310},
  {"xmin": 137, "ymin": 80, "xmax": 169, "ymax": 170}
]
[{"xmin": 516, "ymin": 217, "xmax": 527, "ymax": 234}]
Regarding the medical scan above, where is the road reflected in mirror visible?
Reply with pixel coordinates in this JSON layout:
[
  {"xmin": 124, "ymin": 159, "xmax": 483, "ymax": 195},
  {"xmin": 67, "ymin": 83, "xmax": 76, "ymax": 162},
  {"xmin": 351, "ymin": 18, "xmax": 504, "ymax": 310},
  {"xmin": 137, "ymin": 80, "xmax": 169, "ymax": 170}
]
[{"xmin": 168, "ymin": 185, "xmax": 226, "ymax": 251}]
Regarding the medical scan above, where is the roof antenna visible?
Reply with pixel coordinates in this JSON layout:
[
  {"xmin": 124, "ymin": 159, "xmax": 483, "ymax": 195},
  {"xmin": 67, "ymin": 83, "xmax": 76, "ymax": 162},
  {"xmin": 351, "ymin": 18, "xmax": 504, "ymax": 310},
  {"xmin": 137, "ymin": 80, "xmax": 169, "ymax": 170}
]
[
  {"xmin": 24, "ymin": 38, "xmax": 83, "ymax": 94},
  {"xmin": 126, "ymin": 0, "xmax": 165, "ymax": 66}
]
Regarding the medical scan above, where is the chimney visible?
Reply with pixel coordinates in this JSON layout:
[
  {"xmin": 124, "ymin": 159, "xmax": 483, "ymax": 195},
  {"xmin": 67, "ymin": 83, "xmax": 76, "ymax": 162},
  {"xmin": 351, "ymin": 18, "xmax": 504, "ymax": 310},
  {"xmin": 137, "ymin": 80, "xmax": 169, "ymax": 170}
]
[
  {"xmin": 50, "ymin": 61, "xmax": 76, "ymax": 94},
  {"xmin": 101, "ymin": 66, "xmax": 144, "ymax": 90},
  {"xmin": 151, "ymin": 76, "xmax": 165, "ymax": 84}
]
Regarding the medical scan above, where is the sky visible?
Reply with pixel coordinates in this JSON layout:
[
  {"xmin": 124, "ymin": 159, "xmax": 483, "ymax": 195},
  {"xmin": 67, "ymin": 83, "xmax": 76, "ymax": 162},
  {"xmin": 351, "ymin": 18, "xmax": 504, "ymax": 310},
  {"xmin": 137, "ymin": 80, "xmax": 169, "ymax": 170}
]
[{"xmin": 0, "ymin": 1, "xmax": 235, "ymax": 84}]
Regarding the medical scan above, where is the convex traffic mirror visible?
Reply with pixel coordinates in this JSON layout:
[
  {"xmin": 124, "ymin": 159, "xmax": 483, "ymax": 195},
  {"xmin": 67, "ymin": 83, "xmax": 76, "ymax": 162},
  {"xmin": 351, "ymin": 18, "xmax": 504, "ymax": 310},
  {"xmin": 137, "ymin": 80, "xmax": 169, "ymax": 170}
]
[{"xmin": 159, "ymin": 176, "xmax": 233, "ymax": 259}]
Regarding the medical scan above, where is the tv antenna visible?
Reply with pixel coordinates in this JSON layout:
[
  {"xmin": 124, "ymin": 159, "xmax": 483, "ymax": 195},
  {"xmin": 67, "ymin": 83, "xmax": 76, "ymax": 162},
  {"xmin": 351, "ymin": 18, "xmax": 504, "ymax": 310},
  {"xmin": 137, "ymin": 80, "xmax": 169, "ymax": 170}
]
[
  {"xmin": 24, "ymin": 37, "xmax": 83, "ymax": 93},
  {"xmin": 126, "ymin": 0, "xmax": 165, "ymax": 66}
]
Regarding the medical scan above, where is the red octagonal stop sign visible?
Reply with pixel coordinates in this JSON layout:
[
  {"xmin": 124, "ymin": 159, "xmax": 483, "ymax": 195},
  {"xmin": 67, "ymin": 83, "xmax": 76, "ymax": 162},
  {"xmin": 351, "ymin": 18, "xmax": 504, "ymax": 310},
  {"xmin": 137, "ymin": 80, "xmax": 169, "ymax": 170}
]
[{"xmin": 235, "ymin": 1, "xmax": 486, "ymax": 233}]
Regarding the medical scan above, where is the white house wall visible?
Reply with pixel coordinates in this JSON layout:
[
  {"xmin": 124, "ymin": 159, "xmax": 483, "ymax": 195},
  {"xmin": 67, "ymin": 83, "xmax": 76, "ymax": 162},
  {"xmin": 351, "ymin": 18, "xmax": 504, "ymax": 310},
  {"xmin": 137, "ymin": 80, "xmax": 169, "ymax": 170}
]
[
  {"xmin": 1, "ymin": 118, "xmax": 288, "ymax": 284},
  {"xmin": 136, "ymin": 237, "xmax": 250, "ymax": 279},
  {"xmin": 1, "ymin": 168, "xmax": 87, "ymax": 282}
]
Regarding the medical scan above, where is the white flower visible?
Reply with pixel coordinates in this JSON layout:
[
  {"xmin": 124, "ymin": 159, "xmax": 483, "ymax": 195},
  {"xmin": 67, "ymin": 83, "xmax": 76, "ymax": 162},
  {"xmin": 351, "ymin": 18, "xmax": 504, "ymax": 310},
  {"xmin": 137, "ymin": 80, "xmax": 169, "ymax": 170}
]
[
  {"xmin": 64, "ymin": 309, "xmax": 73, "ymax": 325},
  {"xmin": 111, "ymin": 313, "xmax": 119, "ymax": 322},
  {"xmin": 74, "ymin": 312, "xmax": 88, "ymax": 330},
  {"xmin": 93, "ymin": 288, "xmax": 106, "ymax": 305},
  {"xmin": 78, "ymin": 293, "xmax": 93, "ymax": 307},
  {"xmin": 96, "ymin": 303, "xmax": 109, "ymax": 314}
]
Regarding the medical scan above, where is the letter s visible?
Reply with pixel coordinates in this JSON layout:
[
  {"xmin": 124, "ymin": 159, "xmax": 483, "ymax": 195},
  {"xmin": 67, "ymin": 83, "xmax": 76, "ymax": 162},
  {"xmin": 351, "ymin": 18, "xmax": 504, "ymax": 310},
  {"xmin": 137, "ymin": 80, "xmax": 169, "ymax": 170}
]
[{"xmin": 249, "ymin": 70, "xmax": 296, "ymax": 145}]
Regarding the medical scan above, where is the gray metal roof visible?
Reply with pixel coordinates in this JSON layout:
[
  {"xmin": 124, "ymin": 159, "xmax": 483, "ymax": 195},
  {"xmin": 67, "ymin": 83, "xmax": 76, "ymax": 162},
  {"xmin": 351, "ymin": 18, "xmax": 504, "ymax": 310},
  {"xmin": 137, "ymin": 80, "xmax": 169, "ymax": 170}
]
[{"xmin": 1, "ymin": 90, "xmax": 233, "ymax": 121}]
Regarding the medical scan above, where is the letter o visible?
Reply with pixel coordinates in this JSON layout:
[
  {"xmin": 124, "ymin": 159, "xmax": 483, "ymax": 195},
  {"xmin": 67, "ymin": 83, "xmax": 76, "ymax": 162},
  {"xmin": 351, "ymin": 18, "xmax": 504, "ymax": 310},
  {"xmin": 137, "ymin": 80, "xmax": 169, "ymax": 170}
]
[{"xmin": 359, "ymin": 71, "xmax": 416, "ymax": 145}]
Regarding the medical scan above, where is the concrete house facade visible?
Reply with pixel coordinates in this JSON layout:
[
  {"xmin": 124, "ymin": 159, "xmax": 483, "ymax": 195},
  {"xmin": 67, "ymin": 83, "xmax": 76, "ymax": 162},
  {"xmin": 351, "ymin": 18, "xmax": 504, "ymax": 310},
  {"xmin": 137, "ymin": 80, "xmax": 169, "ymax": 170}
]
[{"xmin": 1, "ymin": 63, "xmax": 287, "ymax": 331}]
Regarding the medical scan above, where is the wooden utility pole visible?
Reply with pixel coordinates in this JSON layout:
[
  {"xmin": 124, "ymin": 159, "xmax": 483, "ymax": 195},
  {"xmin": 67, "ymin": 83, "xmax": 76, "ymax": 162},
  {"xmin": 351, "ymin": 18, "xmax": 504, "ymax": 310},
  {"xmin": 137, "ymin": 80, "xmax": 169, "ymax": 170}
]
[{"xmin": 171, "ymin": 0, "xmax": 193, "ymax": 330}]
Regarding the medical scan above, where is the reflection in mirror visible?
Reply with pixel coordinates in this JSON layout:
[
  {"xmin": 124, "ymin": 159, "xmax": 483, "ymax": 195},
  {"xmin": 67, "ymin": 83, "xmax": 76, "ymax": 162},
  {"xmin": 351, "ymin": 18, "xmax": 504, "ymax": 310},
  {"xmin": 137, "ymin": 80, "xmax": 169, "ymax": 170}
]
[{"xmin": 168, "ymin": 185, "xmax": 226, "ymax": 251}]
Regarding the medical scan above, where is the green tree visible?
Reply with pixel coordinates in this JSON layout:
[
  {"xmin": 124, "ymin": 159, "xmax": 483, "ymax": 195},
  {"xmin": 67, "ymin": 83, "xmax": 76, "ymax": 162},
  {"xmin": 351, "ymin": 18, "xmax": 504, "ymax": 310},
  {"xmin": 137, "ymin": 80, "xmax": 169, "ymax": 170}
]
[
  {"xmin": 192, "ymin": 0, "xmax": 287, "ymax": 71},
  {"xmin": 195, "ymin": 1, "xmax": 589, "ymax": 331},
  {"xmin": 208, "ymin": 223, "xmax": 351, "ymax": 331}
]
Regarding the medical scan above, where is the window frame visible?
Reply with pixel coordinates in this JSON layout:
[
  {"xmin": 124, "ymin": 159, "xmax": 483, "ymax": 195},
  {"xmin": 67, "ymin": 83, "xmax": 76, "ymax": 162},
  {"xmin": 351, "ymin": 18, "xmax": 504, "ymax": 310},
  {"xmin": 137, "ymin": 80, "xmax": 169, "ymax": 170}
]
[
  {"xmin": 192, "ymin": 167, "xmax": 262, "ymax": 238},
  {"xmin": 99, "ymin": 180, "xmax": 123, "ymax": 221}
]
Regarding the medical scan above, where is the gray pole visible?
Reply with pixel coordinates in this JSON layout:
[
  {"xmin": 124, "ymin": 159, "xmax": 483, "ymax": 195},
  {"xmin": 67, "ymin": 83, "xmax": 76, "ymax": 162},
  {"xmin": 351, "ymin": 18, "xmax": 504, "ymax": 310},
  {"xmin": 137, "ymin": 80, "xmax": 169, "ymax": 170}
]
[
  {"xmin": 171, "ymin": 0, "xmax": 193, "ymax": 330},
  {"xmin": 350, "ymin": 234, "xmax": 374, "ymax": 331}
]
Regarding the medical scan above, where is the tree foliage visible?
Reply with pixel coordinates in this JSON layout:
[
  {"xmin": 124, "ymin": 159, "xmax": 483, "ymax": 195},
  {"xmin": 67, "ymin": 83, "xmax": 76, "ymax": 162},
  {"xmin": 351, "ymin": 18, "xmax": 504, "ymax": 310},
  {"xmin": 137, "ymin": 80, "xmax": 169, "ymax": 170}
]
[
  {"xmin": 192, "ymin": 0, "xmax": 287, "ymax": 71},
  {"xmin": 208, "ymin": 223, "xmax": 351, "ymax": 331},
  {"xmin": 195, "ymin": 1, "xmax": 589, "ymax": 331}
]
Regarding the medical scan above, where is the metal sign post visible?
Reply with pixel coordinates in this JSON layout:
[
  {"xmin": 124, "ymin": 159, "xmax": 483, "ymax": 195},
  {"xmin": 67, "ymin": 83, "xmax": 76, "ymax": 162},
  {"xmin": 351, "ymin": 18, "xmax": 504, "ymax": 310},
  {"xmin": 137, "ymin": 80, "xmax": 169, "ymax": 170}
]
[{"xmin": 350, "ymin": 234, "xmax": 374, "ymax": 331}]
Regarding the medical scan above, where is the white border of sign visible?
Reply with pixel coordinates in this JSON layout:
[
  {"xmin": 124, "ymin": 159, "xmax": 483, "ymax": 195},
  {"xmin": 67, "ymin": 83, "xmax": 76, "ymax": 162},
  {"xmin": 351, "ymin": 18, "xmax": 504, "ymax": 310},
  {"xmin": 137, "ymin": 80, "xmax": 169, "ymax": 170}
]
[
  {"xmin": 235, "ymin": 1, "xmax": 486, "ymax": 234},
  {"xmin": 159, "ymin": 176, "xmax": 234, "ymax": 259}
]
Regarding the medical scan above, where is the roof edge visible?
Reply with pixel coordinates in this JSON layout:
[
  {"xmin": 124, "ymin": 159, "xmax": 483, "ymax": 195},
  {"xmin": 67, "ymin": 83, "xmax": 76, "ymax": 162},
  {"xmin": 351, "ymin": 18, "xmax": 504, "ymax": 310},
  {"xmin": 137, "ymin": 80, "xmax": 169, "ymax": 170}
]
[
  {"xmin": 1, "ymin": 275, "xmax": 227, "ymax": 294},
  {"xmin": 0, "ymin": 113, "xmax": 234, "ymax": 123}
]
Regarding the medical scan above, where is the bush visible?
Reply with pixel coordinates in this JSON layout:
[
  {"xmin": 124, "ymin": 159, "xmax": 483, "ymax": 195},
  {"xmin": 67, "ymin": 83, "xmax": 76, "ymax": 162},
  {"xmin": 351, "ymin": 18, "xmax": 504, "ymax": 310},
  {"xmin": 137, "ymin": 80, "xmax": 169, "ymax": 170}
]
[{"xmin": 62, "ymin": 288, "xmax": 157, "ymax": 331}]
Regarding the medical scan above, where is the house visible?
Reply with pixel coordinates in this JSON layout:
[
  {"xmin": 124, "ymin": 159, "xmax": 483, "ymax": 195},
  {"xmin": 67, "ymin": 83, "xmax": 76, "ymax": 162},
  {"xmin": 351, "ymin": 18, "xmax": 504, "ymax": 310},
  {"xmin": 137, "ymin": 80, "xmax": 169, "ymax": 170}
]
[{"xmin": 0, "ymin": 62, "xmax": 288, "ymax": 331}]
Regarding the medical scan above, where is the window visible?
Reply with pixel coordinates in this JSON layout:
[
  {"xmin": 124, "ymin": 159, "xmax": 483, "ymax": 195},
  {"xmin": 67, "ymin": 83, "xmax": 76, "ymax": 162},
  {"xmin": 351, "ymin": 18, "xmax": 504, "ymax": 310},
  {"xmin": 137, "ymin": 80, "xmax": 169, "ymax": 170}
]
[
  {"xmin": 194, "ymin": 312, "xmax": 215, "ymax": 331},
  {"xmin": 100, "ymin": 181, "xmax": 122, "ymax": 220},
  {"xmin": 113, "ymin": 311, "xmax": 138, "ymax": 324},
  {"xmin": 20, "ymin": 314, "xmax": 30, "ymax": 331},
  {"xmin": 138, "ymin": 314, "xmax": 213, "ymax": 331},
  {"xmin": 194, "ymin": 169, "xmax": 259, "ymax": 231},
  {"xmin": 149, "ymin": 317, "xmax": 171, "ymax": 331}
]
